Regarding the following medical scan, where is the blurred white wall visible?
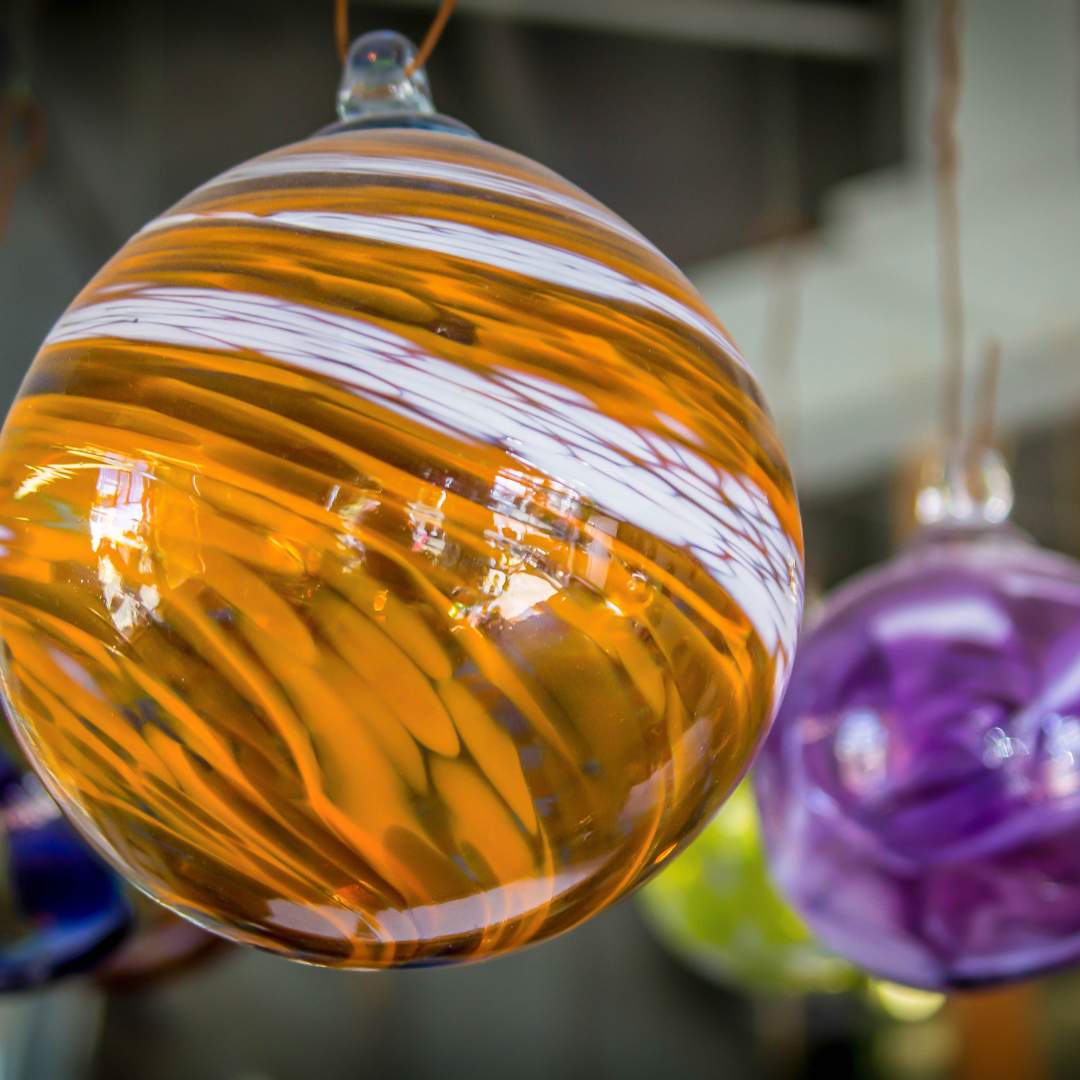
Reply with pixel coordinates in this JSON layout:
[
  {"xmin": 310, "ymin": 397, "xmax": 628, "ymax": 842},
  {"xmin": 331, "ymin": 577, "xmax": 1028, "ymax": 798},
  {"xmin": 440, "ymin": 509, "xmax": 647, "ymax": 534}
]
[{"xmin": 691, "ymin": 0, "xmax": 1080, "ymax": 496}]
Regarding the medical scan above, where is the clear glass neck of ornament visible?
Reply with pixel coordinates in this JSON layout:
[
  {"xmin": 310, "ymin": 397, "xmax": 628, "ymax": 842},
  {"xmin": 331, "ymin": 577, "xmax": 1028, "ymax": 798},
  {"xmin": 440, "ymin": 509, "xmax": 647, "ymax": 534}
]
[{"xmin": 914, "ymin": 442, "xmax": 1014, "ymax": 533}]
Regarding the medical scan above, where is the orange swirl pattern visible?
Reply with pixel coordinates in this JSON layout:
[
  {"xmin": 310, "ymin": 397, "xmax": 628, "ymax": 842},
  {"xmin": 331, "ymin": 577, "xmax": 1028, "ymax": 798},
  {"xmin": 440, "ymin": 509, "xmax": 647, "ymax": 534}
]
[{"xmin": 0, "ymin": 128, "xmax": 803, "ymax": 966}]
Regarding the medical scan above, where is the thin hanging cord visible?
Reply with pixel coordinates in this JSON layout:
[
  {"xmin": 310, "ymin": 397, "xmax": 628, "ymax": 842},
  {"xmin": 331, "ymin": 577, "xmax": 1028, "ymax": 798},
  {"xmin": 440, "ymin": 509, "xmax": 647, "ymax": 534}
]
[
  {"xmin": 756, "ymin": 57, "xmax": 805, "ymax": 475},
  {"xmin": 932, "ymin": 0, "xmax": 965, "ymax": 444},
  {"xmin": 335, "ymin": 0, "xmax": 350, "ymax": 65},
  {"xmin": 405, "ymin": 0, "xmax": 459, "ymax": 76},
  {"xmin": 971, "ymin": 338, "xmax": 1001, "ymax": 454}
]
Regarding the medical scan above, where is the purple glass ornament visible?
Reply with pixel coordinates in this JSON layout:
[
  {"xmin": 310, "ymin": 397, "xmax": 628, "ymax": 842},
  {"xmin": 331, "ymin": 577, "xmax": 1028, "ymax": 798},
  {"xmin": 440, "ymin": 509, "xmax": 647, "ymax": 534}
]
[{"xmin": 756, "ymin": 450, "xmax": 1080, "ymax": 990}]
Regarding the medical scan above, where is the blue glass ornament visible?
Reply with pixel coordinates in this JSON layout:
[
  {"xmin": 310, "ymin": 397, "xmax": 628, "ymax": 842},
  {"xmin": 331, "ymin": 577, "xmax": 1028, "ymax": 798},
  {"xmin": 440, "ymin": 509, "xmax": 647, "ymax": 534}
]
[{"xmin": 0, "ymin": 742, "xmax": 130, "ymax": 988}]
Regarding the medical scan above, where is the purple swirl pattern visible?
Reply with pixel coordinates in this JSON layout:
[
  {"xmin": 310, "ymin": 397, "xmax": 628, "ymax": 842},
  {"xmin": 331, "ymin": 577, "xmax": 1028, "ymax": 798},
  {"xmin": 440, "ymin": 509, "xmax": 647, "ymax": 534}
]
[{"xmin": 758, "ymin": 528, "xmax": 1080, "ymax": 989}]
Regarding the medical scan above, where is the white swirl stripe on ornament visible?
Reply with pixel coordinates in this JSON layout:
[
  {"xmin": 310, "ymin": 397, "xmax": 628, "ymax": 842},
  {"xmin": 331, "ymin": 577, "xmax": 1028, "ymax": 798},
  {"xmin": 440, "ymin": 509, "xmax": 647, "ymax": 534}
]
[
  {"xmin": 45, "ymin": 286, "xmax": 797, "ymax": 663},
  {"xmin": 195, "ymin": 152, "xmax": 657, "ymax": 251},
  {"xmin": 141, "ymin": 210, "xmax": 746, "ymax": 370}
]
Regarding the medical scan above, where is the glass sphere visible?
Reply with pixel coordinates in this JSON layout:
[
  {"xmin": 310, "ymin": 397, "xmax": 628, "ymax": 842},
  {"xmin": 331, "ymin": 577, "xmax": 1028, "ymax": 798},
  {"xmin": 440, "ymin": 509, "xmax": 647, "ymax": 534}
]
[
  {"xmin": 0, "ymin": 118, "xmax": 801, "ymax": 966},
  {"xmin": 0, "ymin": 743, "xmax": 129, "ymax": 988},
  {"xmin": 639, "ymin": 778, "xmax": 856, "ymax": 995},
  {"xmin": 757, "ymin": 524, "xmax": 1080, "ymax": 990}
]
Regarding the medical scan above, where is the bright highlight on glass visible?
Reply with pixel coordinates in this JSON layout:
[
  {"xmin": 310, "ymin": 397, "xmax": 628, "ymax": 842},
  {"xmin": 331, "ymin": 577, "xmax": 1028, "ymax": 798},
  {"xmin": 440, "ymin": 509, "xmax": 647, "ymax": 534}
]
[{"xmin": 870, "ymin": 980, "xmax": 947, "ymax": 1023}]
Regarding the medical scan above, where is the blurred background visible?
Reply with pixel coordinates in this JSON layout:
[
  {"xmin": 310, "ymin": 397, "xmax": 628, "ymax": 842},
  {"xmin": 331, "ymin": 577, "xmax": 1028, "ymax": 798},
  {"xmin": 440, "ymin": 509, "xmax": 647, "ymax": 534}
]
[{"xmin": 2, "ymin": 0, "xmax": 1080, "ymax": 1076}]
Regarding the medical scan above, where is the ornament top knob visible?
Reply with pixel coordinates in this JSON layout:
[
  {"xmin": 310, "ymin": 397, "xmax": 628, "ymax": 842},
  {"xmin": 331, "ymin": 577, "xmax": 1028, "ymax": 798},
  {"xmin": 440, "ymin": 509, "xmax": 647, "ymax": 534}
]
[
  {"xmin": 915, "ymin": 442, "xmax": 1014, "ymax": 530},
  {"xmin": 337, "ymin": 31, "xmax": 436, "ymax": 121}
]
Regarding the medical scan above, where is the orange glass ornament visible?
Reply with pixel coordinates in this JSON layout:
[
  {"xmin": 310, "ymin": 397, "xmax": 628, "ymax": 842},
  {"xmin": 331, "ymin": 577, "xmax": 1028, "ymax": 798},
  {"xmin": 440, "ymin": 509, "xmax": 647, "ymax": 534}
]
[{"xmin": 0, "ymin": 33, "xmax": 802, "ymax": 967}]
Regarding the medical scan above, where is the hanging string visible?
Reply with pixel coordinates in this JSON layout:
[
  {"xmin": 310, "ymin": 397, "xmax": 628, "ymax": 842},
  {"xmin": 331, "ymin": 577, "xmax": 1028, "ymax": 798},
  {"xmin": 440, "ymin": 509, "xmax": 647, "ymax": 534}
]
[
  {"xmin": 334, "ymin": 0, "xmax": 459, "ymax": 72},
  {"xmin": 335, "ymin": 0, "xmax": 350, "ymax": 65},
  {"xmin": 755, "ymin": 56, "xmax": 806, "ymax": 477},
  {"xmin": 0, "ymin": 92, "xmax": 47, "ymax": 248},
  {"xmin": 405, "ymin": 0, "xmax": 459, "ymax": 76},
  {"xmin": 932, "ymin": 0, "xmax": 965, "ymax": 445},
  {"xmin": 918, "ymin": 1, "xmax": 1008, "ymax": 526},
  {"xmin": 971, "ymin": 338, "xmax": 1001, "ymax": 455}
]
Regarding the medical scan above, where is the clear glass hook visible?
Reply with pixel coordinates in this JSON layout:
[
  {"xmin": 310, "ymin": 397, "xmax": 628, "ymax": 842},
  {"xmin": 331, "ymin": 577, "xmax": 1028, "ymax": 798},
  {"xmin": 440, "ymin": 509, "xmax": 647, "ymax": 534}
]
[
  {"xmin": 337, "ymin": 31, "xmax": 435, "ymax": 122},
  {"xmin": 915, "ymin": 441, "xmax": 1014, "ymax": 528}
]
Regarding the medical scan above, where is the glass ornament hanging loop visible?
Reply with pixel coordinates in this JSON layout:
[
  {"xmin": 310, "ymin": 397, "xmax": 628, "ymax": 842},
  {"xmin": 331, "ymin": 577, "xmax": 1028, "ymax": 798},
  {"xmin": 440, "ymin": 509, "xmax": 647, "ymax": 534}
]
[
  {"xmin": 334, "ymin": 0, "xmax": 459, "ymax": 73},
  {"xmin": 915, "ymin": 342, "xmax": 1012, "ymax": 530},
  {"xmin": 334, "ymin": 0, "xmax": 457, "ymax": 120},
  {"xmin": 337, "ymin": 32, "xmax": 435, "ymax": 121}
]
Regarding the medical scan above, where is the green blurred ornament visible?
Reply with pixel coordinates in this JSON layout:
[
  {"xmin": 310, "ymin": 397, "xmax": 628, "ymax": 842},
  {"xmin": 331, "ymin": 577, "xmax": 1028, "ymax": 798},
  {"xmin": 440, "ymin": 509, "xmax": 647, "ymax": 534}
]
[{"xmin": 639, "ymin": 779, "xmax": 857, "ymax": 995}]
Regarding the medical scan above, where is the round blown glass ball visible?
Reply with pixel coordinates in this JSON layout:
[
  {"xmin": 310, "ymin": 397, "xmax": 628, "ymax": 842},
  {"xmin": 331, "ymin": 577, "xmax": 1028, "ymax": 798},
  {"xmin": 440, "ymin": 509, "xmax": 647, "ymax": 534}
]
[
  {"xmin": 639, "ymin": 778, "xmax": 856, "ymax": 994},
  {"xmin": 0, "ymin": 742, "xmax": 129, "ymax": 988},
  {"xmin": 0, "ymin": 125, "xmax": 802, "ymax": 966},
  {"xmin": 757, "ymin": 525, "xmax": 1080, "ymax": 990}
]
